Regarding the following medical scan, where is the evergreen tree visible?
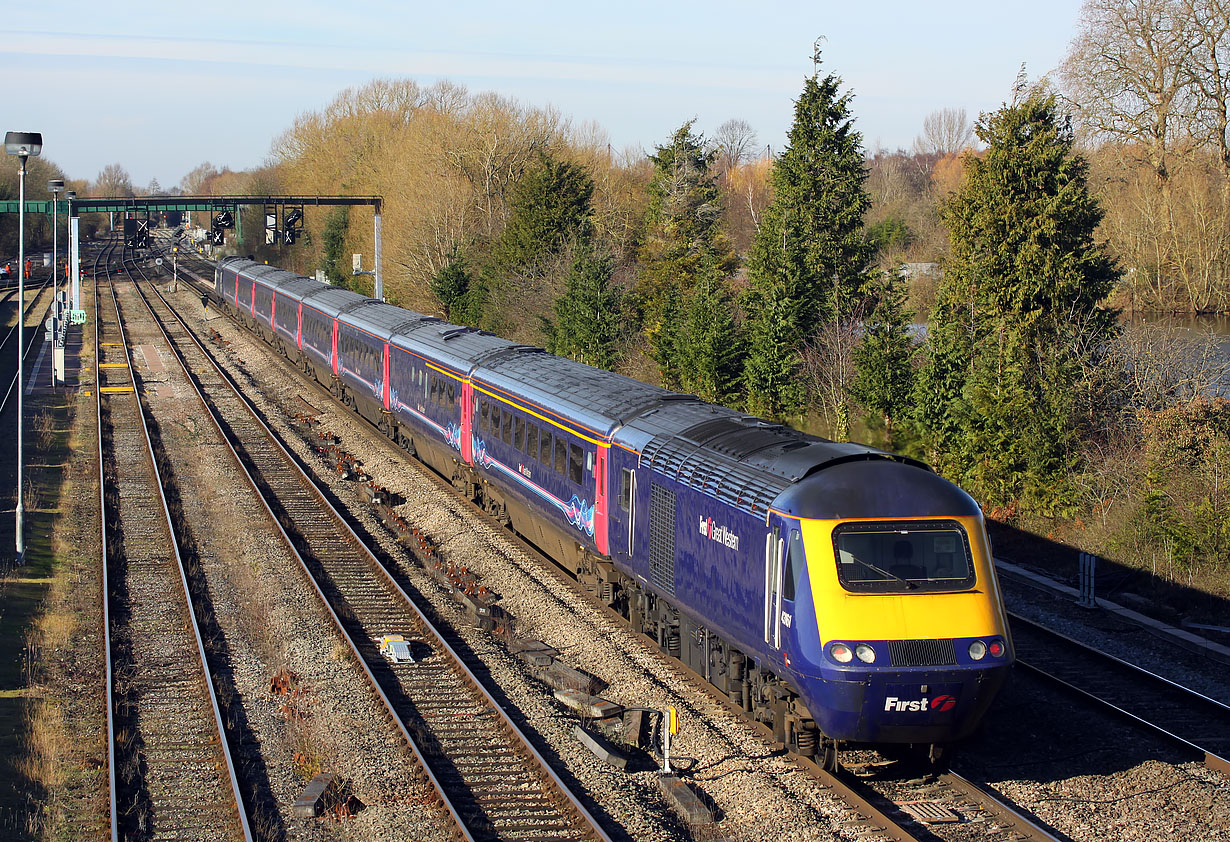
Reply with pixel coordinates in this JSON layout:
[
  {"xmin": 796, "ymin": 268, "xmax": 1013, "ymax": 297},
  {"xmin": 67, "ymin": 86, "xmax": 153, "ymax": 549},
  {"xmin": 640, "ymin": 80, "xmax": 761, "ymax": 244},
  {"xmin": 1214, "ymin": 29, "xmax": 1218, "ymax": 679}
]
[
  {"xmin": 915, "ymin": 90, "xmax": 1117, "ymax": 515},
  {"xmin": 676, "ymin": 277, "xmax": 744, "ymax": 403},
  {"xmin": 542, "ymin": 241, "xmax": 625, "ymax": 370},
  {"xmin": 636, "ymin": 121, "xmax": 739, "ymax": 388},
  {"xmin": 430, "ymin": 249, "xmax": 477, "ymax": 324},
  {"xmin": 320, "ymin": 206, "xmax": 350, "ymax": 287},
  {"xmin": 851, "ymin": 268, "xmax": 915, "ymax": 447},
  {"xmin": 743, "ymin": 60, "xmax": 874, "ymax": 420},
  {"xmin": 481, "ymin": 154, "xmax": 594, "ymax": 332}
]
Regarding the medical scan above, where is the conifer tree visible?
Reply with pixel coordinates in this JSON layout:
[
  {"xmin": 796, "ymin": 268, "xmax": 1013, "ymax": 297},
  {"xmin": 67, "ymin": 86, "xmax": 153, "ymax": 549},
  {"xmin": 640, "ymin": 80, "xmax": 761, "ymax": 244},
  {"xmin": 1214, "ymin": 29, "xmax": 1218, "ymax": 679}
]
[
  {"xmin": 636, "ymin": 121, "xmax": 739, "ymax": 389},
  {"xmin": 676, "ymin": 277, "xmax": 744, "ymax": 403},
  {"xmin": 430, "ymin": 249, "xmax": 476, "ymax": 324},
  {"xmin": 915, "ymin": 90, "xmax": 1117, "ymax": 515},
  {"xmin": 479, "ymin": 154, "xmax": 595, "ymax": 332},
  {"xmin": 542, "ymin": 241, "xmax": 626, "ymax": 371},
  {"xmin": 743, "ymin": 58, "xmax": 873, "ymax": 420},
  {"xmin": 851, "ymin": 268, "xmax": 915, "ymax": 447}
]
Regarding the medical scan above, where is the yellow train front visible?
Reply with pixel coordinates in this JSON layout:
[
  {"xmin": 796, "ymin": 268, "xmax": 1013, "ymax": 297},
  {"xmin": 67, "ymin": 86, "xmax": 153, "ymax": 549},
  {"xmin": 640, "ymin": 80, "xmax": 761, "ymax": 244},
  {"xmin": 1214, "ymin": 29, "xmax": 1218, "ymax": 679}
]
[{"xmin": 770, "ymin": 458, "xmax": 1013, "ymax": 746}]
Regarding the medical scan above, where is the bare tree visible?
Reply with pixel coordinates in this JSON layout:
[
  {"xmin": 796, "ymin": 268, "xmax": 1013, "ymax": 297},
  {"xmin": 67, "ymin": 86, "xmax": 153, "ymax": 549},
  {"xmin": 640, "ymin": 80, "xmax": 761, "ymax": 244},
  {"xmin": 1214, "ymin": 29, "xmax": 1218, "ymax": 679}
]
[
  {"xmin": 712, "ymin": 118, "xmax": 759, "ymax": 177},
  {"xmin": 179, "ymin": 161, "xmax": 221, "ymax": 194},
  {"xmin": 93, "ymin": 163, "xmax": 133, "ymax": 197},
  {"xmin": 1062, "ymin": 0, "xmax": 1199, "ymax": 182},
  {"xmin": 913, "ymin": 108, "xmax": 974, "ymax": 156}
]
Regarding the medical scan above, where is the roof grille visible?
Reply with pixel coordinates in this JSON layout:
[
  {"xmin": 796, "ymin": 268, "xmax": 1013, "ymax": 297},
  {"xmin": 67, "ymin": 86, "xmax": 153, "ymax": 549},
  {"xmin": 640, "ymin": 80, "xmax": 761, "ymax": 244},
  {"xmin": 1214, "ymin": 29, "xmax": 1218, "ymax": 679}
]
[{"xmin": 887, "ymin": 639, "xmax": 957, "ymax": 667}]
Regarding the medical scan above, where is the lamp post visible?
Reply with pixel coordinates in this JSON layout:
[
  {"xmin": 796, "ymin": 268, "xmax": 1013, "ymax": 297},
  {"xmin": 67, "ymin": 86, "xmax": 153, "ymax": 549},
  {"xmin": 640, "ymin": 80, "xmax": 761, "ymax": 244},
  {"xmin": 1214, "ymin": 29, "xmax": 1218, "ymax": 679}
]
[
  {"xmin": 5, "ymin": 131, "xmax": 42, "ymax": 564},
  {"xmin": 48, "ymin": 178, "xmax": 63, "ymax": 389}
]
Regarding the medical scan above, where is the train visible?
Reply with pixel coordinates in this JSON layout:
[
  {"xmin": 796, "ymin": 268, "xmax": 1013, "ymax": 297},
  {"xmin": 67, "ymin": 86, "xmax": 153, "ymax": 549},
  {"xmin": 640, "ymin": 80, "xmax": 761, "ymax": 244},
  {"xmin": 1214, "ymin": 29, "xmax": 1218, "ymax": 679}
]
[{"xmin": 212, "ymin": 256, "xmax": 1014, "ymax": 764}]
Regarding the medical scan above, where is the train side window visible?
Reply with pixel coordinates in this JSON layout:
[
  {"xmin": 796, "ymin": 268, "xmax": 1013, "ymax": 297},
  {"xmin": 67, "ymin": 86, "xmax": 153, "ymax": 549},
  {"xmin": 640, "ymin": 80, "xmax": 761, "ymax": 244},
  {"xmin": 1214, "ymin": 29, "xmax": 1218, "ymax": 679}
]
[
  {"xmin": 619, "ymin": 468, "xmax": 632, "ymax": 511},
  {"xmin": 430, "ymin": 376, "xmax": 438, "ymax": 402},
  {"xmin": 423, "ymin": 371, "xmax": 429, "ymax": 399},
  {"xmin": 447, "ymin": 381, "xmax": 456, "ymax": 406},
  {"xmin": 568, "ymin": 444, "xmax": 584, "ymax": 485},
  {"xmin": 784, "ymin": 529, "xmax": 803, "ymax": 601},
  {"xmin": 540, "ymin": 430, "xmax": 553, "ymax": 466},
  {"xmin": 501, "ymin": 408, "xmax": 513, "ymax": 444},
  {"xmin": 513, "ymin": 415, "xmax": 524, "ymax": 451},
  {"xmin": 525, "ymin": 423, "xmax": 538, "ymax": 456},
  {"xmin": 552, "ymin": 437, "xmax": 565, "ymax": 475},
  {"xmin": 480, "ymin": 400, "xmax": 490, "ymax": 433},
  {"xmin": 490, "ymin": 404, "xmax": 501, "ymax": 436}
]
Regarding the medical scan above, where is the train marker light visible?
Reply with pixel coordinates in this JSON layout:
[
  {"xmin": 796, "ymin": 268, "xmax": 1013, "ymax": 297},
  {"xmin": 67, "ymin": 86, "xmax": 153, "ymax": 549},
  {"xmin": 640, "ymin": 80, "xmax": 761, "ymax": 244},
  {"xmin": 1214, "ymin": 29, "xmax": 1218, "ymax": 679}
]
[
  {"xmin": 829, "ymin": 642, "xmax": 853, "ymax": 663},
  {"xmin": 969, "ymin": 640, "xmax": 987, "ymax": 661},
  {"xmin": 855, "ymin": 643, "xmax": 876, "ymax": 664},
  {"xmin": 988, "ymin": 639, "xmax": 1005, "ymax": 658}
]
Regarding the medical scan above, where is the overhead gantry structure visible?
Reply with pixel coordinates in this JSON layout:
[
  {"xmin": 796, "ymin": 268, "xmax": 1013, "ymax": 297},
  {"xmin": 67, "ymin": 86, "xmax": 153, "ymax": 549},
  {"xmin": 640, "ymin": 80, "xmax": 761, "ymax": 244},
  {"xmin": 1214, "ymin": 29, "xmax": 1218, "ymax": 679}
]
[{"xmin": 0, "ymin": 195, "xmax": 386, "ymax": 307}]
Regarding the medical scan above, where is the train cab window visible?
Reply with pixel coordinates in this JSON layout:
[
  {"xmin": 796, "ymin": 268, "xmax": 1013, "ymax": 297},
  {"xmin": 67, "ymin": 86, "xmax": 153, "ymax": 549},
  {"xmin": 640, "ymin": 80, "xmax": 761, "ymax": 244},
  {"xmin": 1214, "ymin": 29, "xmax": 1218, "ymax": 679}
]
[
  {"xmin": 480, "ymin": 400, "xmax": 490, "ymax": 433},
  {"xmin": 525, "ymin": 423, "xmax": 538, "ymax": 457},
  {"xmin": 513, "ymin": 416, "xmax": 525, "ymax": 451},
  {"xmin": 783, "ymin": 529, "xmax": 803, "ymax": 601},
  {"xmin": 540, "ymin": 430, "xmax": 553, "ymax": 466},
  {"xmin": 568, "ymin": 444, "xmax": 584, "ymax": 485},
  {"xmin": 501, "ymin": 408, "xmax": 513, "ymax": 444},
  {"xmin": 833, "ymin": 520, "xmax": 975, "ymax": 594}
]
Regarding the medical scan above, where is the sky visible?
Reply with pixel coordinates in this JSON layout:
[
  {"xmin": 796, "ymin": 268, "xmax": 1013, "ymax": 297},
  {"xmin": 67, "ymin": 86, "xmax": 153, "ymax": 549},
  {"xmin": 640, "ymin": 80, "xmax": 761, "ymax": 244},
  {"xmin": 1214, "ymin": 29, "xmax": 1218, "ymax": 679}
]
[{"xmin": 1, "ymin": 1, "xmax": 1085, "ymax": 190}]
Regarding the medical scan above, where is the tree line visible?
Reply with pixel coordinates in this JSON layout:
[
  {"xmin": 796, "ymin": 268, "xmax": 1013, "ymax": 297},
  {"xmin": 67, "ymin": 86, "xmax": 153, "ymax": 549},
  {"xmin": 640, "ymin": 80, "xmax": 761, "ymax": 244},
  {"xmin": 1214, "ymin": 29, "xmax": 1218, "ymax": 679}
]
[{"xmin": 7, "ymin": 3, "xmax": 1227, "ymax": 593}]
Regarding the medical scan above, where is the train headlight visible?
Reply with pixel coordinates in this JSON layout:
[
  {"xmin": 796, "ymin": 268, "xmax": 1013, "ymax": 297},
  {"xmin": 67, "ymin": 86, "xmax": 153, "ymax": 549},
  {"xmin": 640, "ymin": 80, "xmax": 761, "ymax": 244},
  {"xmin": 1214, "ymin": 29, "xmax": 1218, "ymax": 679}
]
[
  {"xmin": 988, "ymin": 639, "xmax": 1006, "ymax": 658},
  {"xmin": 854, "ymin": 643, "xmax": 876, "ymax": 664},
  {"xmin": 829, "ymin": 642, "xmax": 854, "ymax": 663},
  {"xmin": 968, "ymin": 640, "xmax": 987, "ymax": 661}
]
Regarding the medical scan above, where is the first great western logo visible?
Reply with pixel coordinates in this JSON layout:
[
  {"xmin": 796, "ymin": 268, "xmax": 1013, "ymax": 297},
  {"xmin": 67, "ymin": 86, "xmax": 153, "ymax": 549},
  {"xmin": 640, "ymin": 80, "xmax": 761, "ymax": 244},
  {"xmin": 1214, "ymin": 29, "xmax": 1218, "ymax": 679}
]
[{"xmin": 698, "ymin": 516, "xmax": 740, "ymax": 551}]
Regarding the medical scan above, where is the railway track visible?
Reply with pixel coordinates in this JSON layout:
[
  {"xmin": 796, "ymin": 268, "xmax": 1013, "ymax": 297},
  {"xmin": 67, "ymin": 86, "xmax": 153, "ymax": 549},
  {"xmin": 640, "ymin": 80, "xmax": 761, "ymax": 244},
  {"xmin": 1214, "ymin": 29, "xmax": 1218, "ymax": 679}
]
[
  {"xmin": 123, "ymin": 256, "xmax": 614, "ymax": 842},
  {"xmin": 1010, "ymin": 612, "xmax": 1230, "ymax": 776},
  {"xmin": 96, "ymin": 263, "xmax": 253, "ymax": 841}
]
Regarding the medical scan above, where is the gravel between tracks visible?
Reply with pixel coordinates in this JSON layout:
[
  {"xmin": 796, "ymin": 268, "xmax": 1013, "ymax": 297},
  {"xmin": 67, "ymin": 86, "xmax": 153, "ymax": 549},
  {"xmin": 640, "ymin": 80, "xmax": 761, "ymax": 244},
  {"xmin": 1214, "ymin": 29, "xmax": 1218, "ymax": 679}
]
[{"xmin": 125, "ymin": 282, "xmax": 454, "ymax": 842}]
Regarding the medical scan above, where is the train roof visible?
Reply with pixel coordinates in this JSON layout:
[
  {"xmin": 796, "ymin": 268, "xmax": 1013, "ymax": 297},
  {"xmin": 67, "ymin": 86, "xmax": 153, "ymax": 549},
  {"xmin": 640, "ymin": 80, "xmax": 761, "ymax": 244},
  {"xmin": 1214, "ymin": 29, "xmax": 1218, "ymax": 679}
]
[
  {"xmin": 772, "ymin": 459, "xmax": 980, "ymax": 521},
  {"xmin": 476, "ymin": 350, "xmax": 686, "ymax": 440},
  {"xmin": 341, "ymin": 300, "xmax": 433, "ymax": 342},
  {"xmin": 616, "ymin": 400, "xmax": 919, "ymax": 520},
  {"xmin": 301, "ymin": 285, "xmax": 368, "ymax": 317},
  {"xmin": 391, "ymin": 322, "xmax": 522, "ymax": 379}
]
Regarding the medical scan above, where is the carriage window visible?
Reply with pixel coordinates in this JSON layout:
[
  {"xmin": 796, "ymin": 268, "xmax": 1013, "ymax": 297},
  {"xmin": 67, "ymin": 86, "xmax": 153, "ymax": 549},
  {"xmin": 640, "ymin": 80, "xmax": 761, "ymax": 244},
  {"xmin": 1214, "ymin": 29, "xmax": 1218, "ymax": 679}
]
[
  {"xmin": 525, "ymin": 423, "xmax": 538, "ymax": 457},
  {"xmin": 569, "ymin": 444, "xmax": 584, "ymax": 485},
  {"xmin": 540, "ymin": 430, "xmax": 553, "ymax": 465},
  {"xmin": 480, "ymin": 400, "xmax": 490, "ymax": 433},
  {"xmin": 490, "ymin": 404, "xmax": 501, "ymax": 435},
  {"xmin": 430, "ymin": 376, "xmax": 438, "ymax": 402},
  {"xmin": 513, "ymin": 415, "xmax": 524, "ymax": 451},
  {"xmin": 501, "ymin": 408, "xmax": 513, "ymax": 443},
  {"xmin": 554, "ymin": 437, "xmax": 567, "ymax": 475}
]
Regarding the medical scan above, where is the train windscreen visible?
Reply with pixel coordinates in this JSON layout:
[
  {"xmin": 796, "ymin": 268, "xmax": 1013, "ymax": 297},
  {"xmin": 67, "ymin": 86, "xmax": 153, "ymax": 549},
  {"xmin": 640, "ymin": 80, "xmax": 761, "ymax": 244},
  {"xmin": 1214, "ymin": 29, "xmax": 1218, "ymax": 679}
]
[{"xmin": 832, "ymin": 520, "xmax": 974, "ymax": 593}]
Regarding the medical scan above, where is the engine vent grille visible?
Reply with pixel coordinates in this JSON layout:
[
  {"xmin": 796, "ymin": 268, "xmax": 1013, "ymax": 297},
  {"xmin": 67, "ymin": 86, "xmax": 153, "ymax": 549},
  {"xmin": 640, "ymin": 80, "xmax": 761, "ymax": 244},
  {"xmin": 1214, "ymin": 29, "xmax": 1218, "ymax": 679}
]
[
  {"xmin": 888, "ymin": 639, "xmax": 957, "ymax": 667},
  {"xmin": 649, "ymin": 484, "xmax": 676, "ymax": 596}
]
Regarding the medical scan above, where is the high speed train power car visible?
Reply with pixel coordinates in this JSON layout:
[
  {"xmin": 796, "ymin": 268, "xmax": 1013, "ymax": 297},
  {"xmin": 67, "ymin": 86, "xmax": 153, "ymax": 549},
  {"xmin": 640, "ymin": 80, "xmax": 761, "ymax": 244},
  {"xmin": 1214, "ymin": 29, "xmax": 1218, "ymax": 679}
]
[{"xmin": 215, "ymin": 256, "xmax": 1013, "ymax": 762}]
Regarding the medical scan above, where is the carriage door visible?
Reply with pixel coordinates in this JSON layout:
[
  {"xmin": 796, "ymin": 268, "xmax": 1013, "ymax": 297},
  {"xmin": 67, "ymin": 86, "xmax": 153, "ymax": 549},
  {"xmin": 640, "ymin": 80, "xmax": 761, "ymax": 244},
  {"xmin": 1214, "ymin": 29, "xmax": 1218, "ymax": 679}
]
[
  {"xmin": 460, "ymin": 381, "xmax": 474, "ymax": 464},
  {"xmin": 763, "ymin": 525, "xmax": 784, "ymax": 650}
]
